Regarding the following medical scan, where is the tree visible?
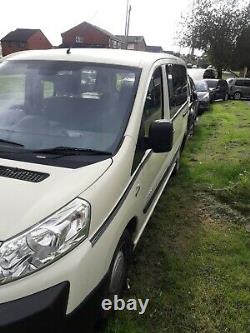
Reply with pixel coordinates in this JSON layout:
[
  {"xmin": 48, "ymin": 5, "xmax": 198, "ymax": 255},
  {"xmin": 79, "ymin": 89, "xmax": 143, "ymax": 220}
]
[
  {"xmin": 179, "ymin": 0, "xmax": 249, "ymax": 78},
  {"xmin": 233, "ymin": 26, "xmax": 250, "ymax": 77}
]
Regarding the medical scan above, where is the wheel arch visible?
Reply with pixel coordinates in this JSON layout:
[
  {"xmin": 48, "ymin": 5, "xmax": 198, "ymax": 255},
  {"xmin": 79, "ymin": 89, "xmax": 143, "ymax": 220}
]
[{"xmin": 125, "ymin": 216, "xmax": 138, "ymax": 245}]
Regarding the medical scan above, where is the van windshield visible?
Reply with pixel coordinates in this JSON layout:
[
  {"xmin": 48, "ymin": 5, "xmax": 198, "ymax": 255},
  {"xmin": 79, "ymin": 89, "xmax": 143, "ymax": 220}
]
[{"xmin": 0, "ymin": 60, "xmax": 140, "ymax": 153}]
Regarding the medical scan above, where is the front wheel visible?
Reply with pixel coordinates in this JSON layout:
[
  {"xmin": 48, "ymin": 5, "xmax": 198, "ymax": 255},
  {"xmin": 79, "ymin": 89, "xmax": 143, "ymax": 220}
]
[
  {"xmin": 234, "ymin": 92, "xmax": 241, "ymax": 100},
  {"xmin": 100, "ymin": 230, "xmax": 132, "ymax": 320}
]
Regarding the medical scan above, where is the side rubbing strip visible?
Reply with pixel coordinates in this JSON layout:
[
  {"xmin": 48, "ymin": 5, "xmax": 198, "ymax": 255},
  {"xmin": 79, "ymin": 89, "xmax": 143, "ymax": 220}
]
[
  {"xmin": 89, "ymin": 150, "xmax": 153, "ymax": 246},
  {"xmin": 143, "ymin": 158, "xmax": 176, "ymax": 214}
]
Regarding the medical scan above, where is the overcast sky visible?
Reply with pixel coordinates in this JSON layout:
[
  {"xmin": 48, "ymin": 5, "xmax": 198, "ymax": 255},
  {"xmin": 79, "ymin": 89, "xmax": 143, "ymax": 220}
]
[{"xmin": 0, "ymin": 0, "xmax": 192, "ymax": 51}]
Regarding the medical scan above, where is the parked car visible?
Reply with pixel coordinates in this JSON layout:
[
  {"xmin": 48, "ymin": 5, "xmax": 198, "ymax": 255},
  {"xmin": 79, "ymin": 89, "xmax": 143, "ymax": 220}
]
[
  {"xmin": 0, "ymin": 49, "xmax": 189, "ymax": 330},
  {"xmin": 227, "ymin": 77, "xmax": 250, "ymax": 100},
  {"xmin": 204, "ymin": 79, "xmax": 229, "ymax": 101},
  {"xmin": 187, "ymin": 75, "xmax": 199, "ymax": 135},
  {"xmin": 203, "ymin": 68, "xmax": 217, "ymax": 79},
  {"xmin": 195, "ymin": 80, "xmax": 210, "ymax": 112}
]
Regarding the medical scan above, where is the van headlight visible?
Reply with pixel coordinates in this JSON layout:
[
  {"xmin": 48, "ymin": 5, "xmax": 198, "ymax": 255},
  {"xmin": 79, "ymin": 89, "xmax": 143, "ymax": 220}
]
[{"xmin": 0, "ymin": 198, "xmax": 90, "ymax": 285}]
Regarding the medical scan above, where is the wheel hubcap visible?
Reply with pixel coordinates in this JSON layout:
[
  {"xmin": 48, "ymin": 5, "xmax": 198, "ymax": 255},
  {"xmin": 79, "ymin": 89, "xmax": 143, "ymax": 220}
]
[{"xmin": 109, "ymin": 250, "xmax": 125, "ymax": 295}]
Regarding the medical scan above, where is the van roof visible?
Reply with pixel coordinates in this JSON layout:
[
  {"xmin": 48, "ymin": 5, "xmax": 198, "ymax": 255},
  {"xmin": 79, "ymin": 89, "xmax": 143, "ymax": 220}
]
[{"xmin": 3, "ymin": 48, "xmax": 184, "ymax": 68}]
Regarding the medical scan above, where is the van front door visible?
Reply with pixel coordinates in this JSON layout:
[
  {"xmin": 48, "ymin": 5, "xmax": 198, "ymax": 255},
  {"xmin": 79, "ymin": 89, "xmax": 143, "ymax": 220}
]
[{"xmin": 132, "ymin": 66, "xmax": 168, "ymax": 217}]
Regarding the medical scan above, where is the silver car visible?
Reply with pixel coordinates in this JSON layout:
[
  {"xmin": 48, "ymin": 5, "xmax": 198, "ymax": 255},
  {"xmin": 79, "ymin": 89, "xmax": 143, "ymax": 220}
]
[
  {"xmin": 195, "ymin": 80, "xmax": 210, "ymax": 112},
  {"xmin": 227, "ymin": 78, "xmax": 250, "ymax": 100}
]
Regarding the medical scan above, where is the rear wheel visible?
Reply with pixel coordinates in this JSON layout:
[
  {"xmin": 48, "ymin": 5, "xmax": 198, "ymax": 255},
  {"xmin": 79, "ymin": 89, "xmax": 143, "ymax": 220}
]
[{"xmin": 234, "ymin": 92, "xmax": 241, "ymax": 100}]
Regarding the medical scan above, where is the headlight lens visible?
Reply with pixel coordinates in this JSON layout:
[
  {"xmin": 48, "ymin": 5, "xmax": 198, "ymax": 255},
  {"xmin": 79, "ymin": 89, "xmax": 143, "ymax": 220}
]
[{"xmin": 0, "ymin": 198, "xmax": 90, "ymax": 285}]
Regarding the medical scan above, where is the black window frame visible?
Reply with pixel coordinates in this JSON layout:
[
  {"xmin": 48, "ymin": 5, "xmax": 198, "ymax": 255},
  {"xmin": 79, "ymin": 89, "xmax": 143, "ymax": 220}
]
[
  {"xmin": 131, "ymin": 66, "xmax": 164, "ymax": 173},
  {"xmin": 235, "ymin": 80, "xmax": 245, "ymax": 87},
  {"xmin": 244, "ymin": 80, "xmax": 250, "ymax": 87},
  {"xmin": 166, "ymin": 64, "xmax": 188, "ymax": 119}
]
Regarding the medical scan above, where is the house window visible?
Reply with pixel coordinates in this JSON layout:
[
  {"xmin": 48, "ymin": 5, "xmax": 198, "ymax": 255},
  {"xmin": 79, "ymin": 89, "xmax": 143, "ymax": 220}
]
[
  {"xmin": 109, "ymin": 40, "xmax": 117, "ymax": 48},
  {"xmin": 127, "ymin": 43, "xmax": 135, "ymax": 50},
  {"xmin": 75, "ymin": 36, "xmax": 83, "ymax": 43}
]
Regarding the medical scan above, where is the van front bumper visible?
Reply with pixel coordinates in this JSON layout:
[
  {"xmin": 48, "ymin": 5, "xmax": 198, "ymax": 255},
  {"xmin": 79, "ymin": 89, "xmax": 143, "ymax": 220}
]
[
  {"xmin": 0, "ymin": 275, "xmax": 108, "ymax": 332},
  {"xmin": 0, "ymin": 282, "xmax": 69, "ymax": 331}
]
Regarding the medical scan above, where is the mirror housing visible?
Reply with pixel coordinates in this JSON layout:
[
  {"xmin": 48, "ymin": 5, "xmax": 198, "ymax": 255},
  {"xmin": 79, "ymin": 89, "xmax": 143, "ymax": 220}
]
[{"xmin": 148, "ymin": 120, "xmax": 174, "ymax": 153}]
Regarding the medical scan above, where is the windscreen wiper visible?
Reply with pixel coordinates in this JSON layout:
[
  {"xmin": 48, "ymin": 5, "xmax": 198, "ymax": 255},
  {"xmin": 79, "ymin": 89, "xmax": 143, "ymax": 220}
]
[
  {"xmin": 0, "ymin": 138, "xmax": 24, "ymax": 147},
  {"xmin": 33, "ymin": 146, "xmax": 112, "ymax": 156}
]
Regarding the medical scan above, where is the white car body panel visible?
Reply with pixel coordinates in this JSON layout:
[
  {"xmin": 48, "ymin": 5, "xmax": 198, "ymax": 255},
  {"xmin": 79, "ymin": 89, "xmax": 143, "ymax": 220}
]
[{"xmin": 0, "ymin": 49, "xmax": 189, "ymax": 318}]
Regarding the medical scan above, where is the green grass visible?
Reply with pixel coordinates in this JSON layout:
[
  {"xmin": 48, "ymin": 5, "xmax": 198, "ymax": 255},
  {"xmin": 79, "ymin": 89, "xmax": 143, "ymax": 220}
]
[{"xmin": 104, "ymin": 101, "xmax": 250, "ymax": 333}]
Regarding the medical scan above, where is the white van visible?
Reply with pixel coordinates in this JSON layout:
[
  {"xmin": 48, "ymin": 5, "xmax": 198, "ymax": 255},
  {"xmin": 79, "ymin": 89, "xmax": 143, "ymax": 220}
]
[{"xmin": 0, "ymin": 49, "xmax": 189, "ymax": 330}]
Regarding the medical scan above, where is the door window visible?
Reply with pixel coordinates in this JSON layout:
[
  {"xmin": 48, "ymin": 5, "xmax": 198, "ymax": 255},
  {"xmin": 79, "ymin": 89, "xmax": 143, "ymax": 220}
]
[
  {"xmin": 131, "ymin": 67, "xmax": 163, "ymax": 173},
  {"xmin": 143, "ymin": 67, "xmax": 163, "ymax": 136},
  {"xmin": 166, "ymin": 64, "xmax": 188, "ymax": 118},
  {"xmin": 235, "ymin": 80, "xmax": 245, "ymax": 87}
]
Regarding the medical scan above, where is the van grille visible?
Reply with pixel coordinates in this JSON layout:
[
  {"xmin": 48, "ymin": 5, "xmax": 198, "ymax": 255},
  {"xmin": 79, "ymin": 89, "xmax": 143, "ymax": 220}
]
[{"xmin": 0, "ymin": 166, "xmax": 49, "ymax": 183}]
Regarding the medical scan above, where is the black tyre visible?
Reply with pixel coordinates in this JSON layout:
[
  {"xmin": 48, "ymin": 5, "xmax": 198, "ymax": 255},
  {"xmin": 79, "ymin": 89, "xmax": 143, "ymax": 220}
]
[
  {"xmin": 100, "ymin": 230, "xmax": 132, "ymax": 320},
  {"xmin": 234, "ymin": 92, "xmax": 241, "ymax": 100}
]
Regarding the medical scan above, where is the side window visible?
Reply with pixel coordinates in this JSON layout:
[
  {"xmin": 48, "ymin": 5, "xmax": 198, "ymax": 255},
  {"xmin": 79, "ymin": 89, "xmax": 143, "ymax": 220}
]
[
  {"xmin": 244, "ymin": 80, "xmax": 250, "ymax": 87},
  {"xmin": 131, "ymin": 67, "xmax": 163, "ymax": 173},
  {"xmin": 166, "ymin": 64, "xmax": 188, "ymax": 118},
  {"xmin": 235, "ymin": 80, "xmax": 245, "ymax": 87},
  {"xmin": 143, "ymin": 67, "xmax": 163, "ymax": 136}
]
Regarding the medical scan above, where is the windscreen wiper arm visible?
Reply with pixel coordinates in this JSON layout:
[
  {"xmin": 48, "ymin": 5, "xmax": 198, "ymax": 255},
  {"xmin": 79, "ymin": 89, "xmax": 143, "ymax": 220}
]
[
  {"xmin": 33, "ymin": 146, "xmax": 112, "ymax": 156},
  {"xmin": 0, "ymin": 138, "xmax": 24, "ymax": 147}
]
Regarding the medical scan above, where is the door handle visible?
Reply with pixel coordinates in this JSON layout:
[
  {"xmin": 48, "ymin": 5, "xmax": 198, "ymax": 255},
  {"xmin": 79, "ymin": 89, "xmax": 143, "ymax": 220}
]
[{"xmin": 135, "ymin": 184, "xmax": 141, "ymax": 197}]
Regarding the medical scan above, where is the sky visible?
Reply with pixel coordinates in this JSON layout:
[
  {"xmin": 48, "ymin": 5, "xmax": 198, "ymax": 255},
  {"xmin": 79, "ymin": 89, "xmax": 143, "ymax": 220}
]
[{"xmin": 0, "ymin": 0, "xmax": 193, "ymax": 52}]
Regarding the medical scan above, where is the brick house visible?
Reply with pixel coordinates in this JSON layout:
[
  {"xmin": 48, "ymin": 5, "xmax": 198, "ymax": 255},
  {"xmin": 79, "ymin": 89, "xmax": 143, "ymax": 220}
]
[
  {"xmin": 1, "ymin": 29, "xmax": 52, "ymax": 57},
  {"xmin": 146, "ymin": 45, "xmax": 163, "ymax": 53},
  {"xmin": 60, "ymin": 21, "xmax": 124, "ymax": 49},
  {"xmin": 115, "ymin": 36, "xmax": 146, "ymax": 51}
]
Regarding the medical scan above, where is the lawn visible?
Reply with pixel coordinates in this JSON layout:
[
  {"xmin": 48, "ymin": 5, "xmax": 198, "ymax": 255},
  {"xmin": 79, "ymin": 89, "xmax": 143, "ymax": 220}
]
[{"xmin": 104, "ymin": 101, "xmax": 250, "ymax": 333}]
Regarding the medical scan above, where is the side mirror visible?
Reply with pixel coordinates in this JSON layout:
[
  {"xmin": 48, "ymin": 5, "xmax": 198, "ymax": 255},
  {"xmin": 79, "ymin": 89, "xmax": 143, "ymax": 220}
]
[
  {"xmin": 148, "ymin": 120, "xmax": 173, "ymax": 153},
  {"xmin": 192, "ymin": 91, "xmax": 198, "ymax": 100}
]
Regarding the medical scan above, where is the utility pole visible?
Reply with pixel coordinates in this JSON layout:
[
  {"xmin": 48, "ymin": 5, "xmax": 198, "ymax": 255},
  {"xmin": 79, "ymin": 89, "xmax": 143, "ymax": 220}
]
[
  {"xmin": 124, "ymin": 0, "xmax": 131, "ymax": 49},
  {"xmin": 190, "ymin": 0, "xmax": 196, "ymax": 57}
]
